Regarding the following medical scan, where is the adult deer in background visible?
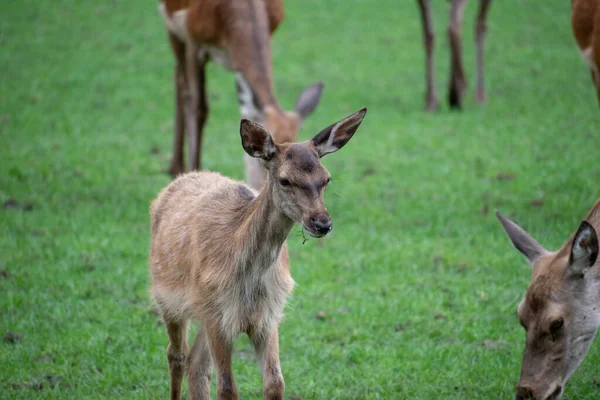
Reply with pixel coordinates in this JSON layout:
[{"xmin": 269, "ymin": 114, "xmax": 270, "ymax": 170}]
[
  {"xmin": 497, "ymin": 202, "xmax": 600, "ymax": 400},
  {"xmin": 150, "ymin": 108, "xmax": 367, "ymax": 400},
  {"xmin": 416, "ymin": 0, "xmax": 492, "ymax": 111},
  {"xmin": 160, "ymin": 0, "xmax": 324, "ymax": 188},
  {"xmin": 571, "ymin": 0, "xmax": 600, "ymax": 105}
]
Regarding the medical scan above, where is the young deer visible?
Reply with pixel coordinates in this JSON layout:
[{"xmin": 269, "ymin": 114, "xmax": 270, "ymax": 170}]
[
  {"xmin": 149, "ymin": 108, "xmax": 367, "ymax": 400},
  {"xmin": 416, "ymin": 0, "xmax": 493, "ymax": 111},
  {"xmin": 497, "ymin": 202, "xmax": 600, "ymax": 400},
  {"xmin": 159, "ymin": 0, "xmax": 324, "ymax": 188},
  {"xmin": 572, "ymin": 0, "xmax": 600, "ymax": 105}
]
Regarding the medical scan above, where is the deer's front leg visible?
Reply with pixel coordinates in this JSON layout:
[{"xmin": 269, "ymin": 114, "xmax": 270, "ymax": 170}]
[
  {"xmin": 164, "ymin": 318, "xmax": 190, "ymax": 400},
  {"xmin": 250, "ymin": 327, "xmax": 285, "ymax": 400},
  {"xmin": 168, "ymin": 33, "xmax": 186, "ymax": 177},
  {"xmin": 184, "ymin": 42, "xmax": 200, "ymax": 172},
  {"xmin": 206, "ymin": 328, "xmax": 238, "ymax": 400}
]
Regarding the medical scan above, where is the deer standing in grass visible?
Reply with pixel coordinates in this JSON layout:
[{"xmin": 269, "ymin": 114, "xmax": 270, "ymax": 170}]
[
  {"xmin": 416, "ymin": 0, "xmax": 493, "ymax": 111},
  {"xmin": 159, "ymin": 0, "xmax": 324, "ymax": 188},
  {"xmin": 572, "ymin": 0, "xmax": 600, "ymax": 105},
  {"xmin": 149, "ymin": 108, "xmax": 367, "ymax": 400},
  {"xmin": 497, "ymin": 202, "xmax": 600, "ymax": 400}
]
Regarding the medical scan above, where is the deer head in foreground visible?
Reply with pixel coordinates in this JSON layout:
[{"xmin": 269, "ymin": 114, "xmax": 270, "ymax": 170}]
[
  {"xmin": 496, "ymin": 207, "xmax": 600, "ymax": 400},
  {"xmin": 150, "ymin": 108, "xmax": 367, "ymax": 400}
]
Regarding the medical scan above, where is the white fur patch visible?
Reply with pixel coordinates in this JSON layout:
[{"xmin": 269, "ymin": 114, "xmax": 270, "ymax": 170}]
[
  {"xmin": 580, "ymin": 47, "xmax": 599, "ymax": 74},
  {"xmin": 159, "ymin": 4, "xmax": 190, "ymax": 42},
  {"xmin": 236, "ymin": 73, "xmax": 263, "ymax": 121},
  {"xmin": 159, "ymin": 4, "xmax": 233, "ymax": 69}
]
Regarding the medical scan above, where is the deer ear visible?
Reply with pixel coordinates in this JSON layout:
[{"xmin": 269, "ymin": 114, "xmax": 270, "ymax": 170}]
[
  {"xmin": 240, "ymin": 119, "xmax": 276, "ymax": 160},
  {"xmin": 294, "ymin": 81, "xmax": 324, "ymax": 120},
  {"xmin": 496, "ymin": 211, "xmax": 548, "ymax": 264},
  {"xmin": 311, "ymin": 107, "xmax": 367, "ymax": 157},
  {"xmin": 568, "ymin": 221, "xmax": 598, "ymax": 276}
]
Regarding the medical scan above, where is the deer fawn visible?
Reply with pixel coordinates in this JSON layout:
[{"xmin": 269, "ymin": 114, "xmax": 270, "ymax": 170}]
[
  {"xmin": 497, "ymin": 203, "xmax": 600, "ymax": 400},
  {"xmin": 416, "ymin": 0, "xmax": 493, "ymax": 110},
  {"xmin": 572, "ymin": 0, "xmax": 600, "ymax": 105},
  {"xmin": 149, "ymin": 108, "xmax": 367, "ymax": 400},
  {"xmin": 159, "ymin": 0, "xmax": 324, "ymax": 188}
]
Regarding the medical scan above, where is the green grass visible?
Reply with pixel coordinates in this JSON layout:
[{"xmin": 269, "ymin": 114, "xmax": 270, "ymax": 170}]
[{"xmin": 1, "ymin": 0, "xmax": 599, "ymax": 399}]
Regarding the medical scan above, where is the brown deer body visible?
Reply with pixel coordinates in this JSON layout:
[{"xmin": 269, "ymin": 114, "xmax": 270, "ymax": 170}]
[
  {"xmin": 497, "ymin": 201, "xmax": 600, "ymax": 400},
  {"xmin": 149, "ymin": 108, "xmax": 367, "ymax": 400},
  {"xmin": 160, "ymin": 0, "xmax": 324, "ymax": 188},
  {"xmin": 572, "ymin": 0, "xmax": 600, "ymax": 104},
  {"xmin": 416, "ymin": 0, "xmax": 493, "ymax": 111}
]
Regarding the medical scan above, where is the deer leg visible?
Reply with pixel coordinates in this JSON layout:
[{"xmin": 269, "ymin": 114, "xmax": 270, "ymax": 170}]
[
  {"xmin": 416, "ymin": 0, "xmax": 439, "ymax": 111},
  {"xmin": 448, "ymin": 0, "xmax": 468, "ymax": 109},
  {"xmin": 168, "ymin": 34, "xmax": 186, "ymax": 177},
  {"xmin": 184, "ymin": 43, "xmax": 200, "ymax": 172},
  {"xmin": 250, "ymin": 327, "xmax": 285, "ymax": 400},
  {"xmin": 206, "ymin": 328, "xmax": 238, "ymax": 400},
  {"xmin": 474, "ymin": 0, "xmax": 492, "ymax": 103},
  {"xmin": 187, "ymin": 326, "xmax": 213, "ymax": 400},
  {"xmin": 164, "ymin": 318, "xmax": 190, "ymax": 400},
  {"xmin": 194, "ymin": 58, "xmax": 209, "ymax": 171}
]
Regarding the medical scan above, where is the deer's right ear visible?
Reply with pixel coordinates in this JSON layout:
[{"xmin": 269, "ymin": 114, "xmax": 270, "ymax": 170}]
[
  {"xmin": 240, "ymin": 119, "xmax": 276, "ymax": 160},
  {"xmin": 568, "ymin": 221, "xmax": 598, "ymax": 276},
  {"xmin": 311, "ymin": 107, "xmax": 367, "ymax": 157},
  {"xmin": 496, "ymin": 211, "xmax": 548, "ymax": 264}
]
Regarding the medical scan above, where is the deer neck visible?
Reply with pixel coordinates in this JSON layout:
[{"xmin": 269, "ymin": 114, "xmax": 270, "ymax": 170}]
[
  {"xmin": 235, "ymin": 179, "xmax": 293, "ymax": 271},
  {"xmin": 236, "ymin": 72, "xmax": 281, "ymax": 123}
]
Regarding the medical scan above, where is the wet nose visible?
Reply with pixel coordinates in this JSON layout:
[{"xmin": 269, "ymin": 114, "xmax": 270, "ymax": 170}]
[
  {"xmin": 515, "ymin": 385, "xmax": 534, "ymax": 400},
  {"xmin": 311, "ymin": 216, "xmax": 332, "ymax": 234}
]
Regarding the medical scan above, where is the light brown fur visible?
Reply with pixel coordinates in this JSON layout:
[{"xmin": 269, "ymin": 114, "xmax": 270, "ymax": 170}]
[
  {"xmin": 159, "ymin": 0, "xmax": 323, "ymax": 187},
  {"xmin": 416, "ymin": 0, "xmax": 493, "ymax": 111},
  {"xmin": 571, "ymin": 0, "xmax": 600, "ymax": 104},
  {"xmin": 149, "ymin": 109, "xmax": 366, "ymax": 400}
]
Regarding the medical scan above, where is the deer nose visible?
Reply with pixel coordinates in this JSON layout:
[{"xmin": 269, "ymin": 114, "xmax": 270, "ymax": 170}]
[
  {"xmin": 515, "ymin": 385, "xmax": 534, "ymax": 400},
  {"xmin": 311, "ymin": 216, "xmax": 332, "ymax": 235}
]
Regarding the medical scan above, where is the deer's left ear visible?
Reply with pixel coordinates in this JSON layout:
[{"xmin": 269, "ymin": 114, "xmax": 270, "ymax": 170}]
[
  {"xmin": 294, "ymin": 81, "xmax": 324, "ymax": 121},
  {"xmin": 311, "ymin": 107, "xmax": 367, "ymax": 157},
  {"xmin": 568, "ymin": 221, "xmax": 599, "ymax": 277}
]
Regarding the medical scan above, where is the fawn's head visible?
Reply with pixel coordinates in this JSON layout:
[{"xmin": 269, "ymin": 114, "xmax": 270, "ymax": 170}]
[
  {"xmin": 497, "ymin": 212, "xmax": 600, "ymax": 400},
  {"xmin": 240, "ymin": 108, "xmax": 367, "ymax": 238}
]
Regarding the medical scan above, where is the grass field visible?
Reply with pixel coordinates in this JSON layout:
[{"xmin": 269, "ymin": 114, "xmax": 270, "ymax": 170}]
[{"xmin": 1, "ymin": 0, "xmax": 599, "ymax": 399}]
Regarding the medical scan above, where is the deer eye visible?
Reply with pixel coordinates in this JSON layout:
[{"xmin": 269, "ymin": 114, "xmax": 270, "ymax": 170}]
[
  {"xmin": 279, "ymin": 178, "xmax": 291, "ymax": 187},
  {"xmin": 550, "ymin": 318, "xmax": 564, "ymax": 333}
]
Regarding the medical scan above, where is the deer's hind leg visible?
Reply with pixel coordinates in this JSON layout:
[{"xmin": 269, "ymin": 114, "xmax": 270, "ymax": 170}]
[
  {"xmin": 187, "ymin": 326, "xmax": 213, "ymax": 400},
  {"xmin": 164, "ymin": 318, "xmax": 190, "ymax": 400},
  {"xmin": 474, "ymin": 0, "xmax": 492, "ymax": 103}
]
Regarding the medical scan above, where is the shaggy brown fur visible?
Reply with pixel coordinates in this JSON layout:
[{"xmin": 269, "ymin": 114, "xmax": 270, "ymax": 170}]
[{"xmin": 149, "ymin": 108, "xmax": 366, "ymax": 400}]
